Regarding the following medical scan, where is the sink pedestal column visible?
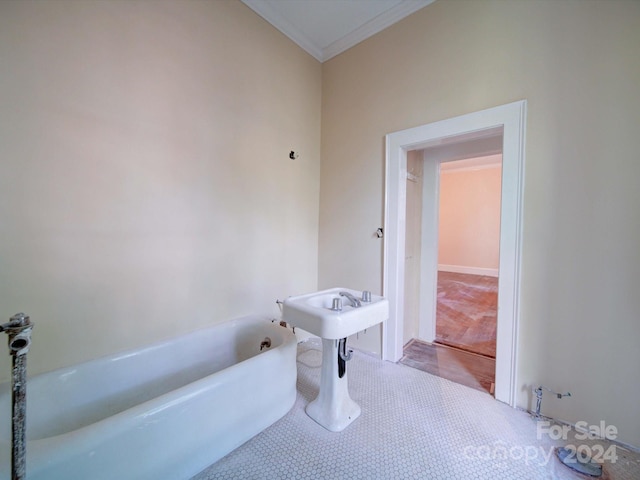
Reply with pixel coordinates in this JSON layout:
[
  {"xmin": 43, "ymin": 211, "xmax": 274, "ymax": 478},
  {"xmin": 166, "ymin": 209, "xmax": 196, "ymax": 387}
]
[{"xmin": 306, "ymin": 338, "xmax": 361, "ymax": 432}]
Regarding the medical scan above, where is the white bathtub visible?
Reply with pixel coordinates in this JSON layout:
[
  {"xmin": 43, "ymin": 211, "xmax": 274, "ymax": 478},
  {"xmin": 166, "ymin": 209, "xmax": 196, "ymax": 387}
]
[{"xmin": 0, "ymin": 316, "xmax": 297, "ymax": 479}]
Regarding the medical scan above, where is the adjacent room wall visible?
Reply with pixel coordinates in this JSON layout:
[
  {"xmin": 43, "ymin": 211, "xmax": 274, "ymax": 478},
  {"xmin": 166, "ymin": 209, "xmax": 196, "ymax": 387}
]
[
  {"xmin": 403, "ymin": 150, "xmax": 423, "ymax": 344},
  {"xmin": 438, "ymin": 159, "xmax": 502, "ymax": 276},
  {"xmin": 320, "ymin": 0, "xmax": 640, "ymax": 447},
  {"xmin": 0, "ymin": 0, "xmax": 321, "ymax": 381}
]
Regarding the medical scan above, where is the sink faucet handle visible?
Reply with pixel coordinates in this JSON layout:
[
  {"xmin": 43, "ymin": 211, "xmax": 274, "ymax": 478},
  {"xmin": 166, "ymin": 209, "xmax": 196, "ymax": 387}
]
[
  {"xmin": 331, "ymin": 298, "xmax": 343, "ymax": 311},
  {"xmin": 361, "ymin": 291, "xmax": 371, "ymax": 302}
]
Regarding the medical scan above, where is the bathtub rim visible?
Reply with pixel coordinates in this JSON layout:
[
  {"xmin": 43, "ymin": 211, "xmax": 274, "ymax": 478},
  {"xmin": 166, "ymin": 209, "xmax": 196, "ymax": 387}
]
[{"xmin": 0, "ymin": 315, "xmax": 297, "ymax": 445}]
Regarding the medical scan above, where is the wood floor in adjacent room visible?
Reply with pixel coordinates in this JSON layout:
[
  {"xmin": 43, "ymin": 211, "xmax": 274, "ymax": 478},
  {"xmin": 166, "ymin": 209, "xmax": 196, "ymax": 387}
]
[
  {"xmin": 435, "ymin": 271, "xmax": 498, "ymax": 358},
  {"xmin": 400, "ymin": 339, "xmax": 495, "ymax": 394},
  {"xmin": 401, "ymin": 271, "xmax": 498, "ymax": 394}
]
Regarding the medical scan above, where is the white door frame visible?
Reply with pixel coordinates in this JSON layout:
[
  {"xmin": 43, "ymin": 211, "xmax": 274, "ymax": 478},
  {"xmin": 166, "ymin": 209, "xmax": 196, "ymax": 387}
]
[{"xmin": 383, "ymin": 100, "xmax": 526, "ymax": 406}]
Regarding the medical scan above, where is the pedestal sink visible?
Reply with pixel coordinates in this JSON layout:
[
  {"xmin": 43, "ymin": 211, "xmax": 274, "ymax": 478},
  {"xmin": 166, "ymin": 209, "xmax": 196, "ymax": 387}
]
[{"xmin": 283, "ymin": 288, "xmax": 388, "ymax": 431}]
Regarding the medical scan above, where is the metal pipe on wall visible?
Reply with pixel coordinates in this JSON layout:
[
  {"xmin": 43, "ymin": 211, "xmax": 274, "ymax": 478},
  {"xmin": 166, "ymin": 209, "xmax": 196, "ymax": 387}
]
[{"xmin": 1, "ymin": 313, "xmax": 34, "ymax": 480}]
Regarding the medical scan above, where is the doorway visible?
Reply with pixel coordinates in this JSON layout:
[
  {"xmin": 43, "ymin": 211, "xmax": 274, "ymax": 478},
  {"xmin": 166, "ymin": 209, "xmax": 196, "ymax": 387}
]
[
  {"xmin": 401, "ymin": 145, "xmax": 502, "ymax": 394},
  {"xmin": 435, "ymin": 153, "xmax": 502, "ymax": 359},
  {"xmin": 382, "ymin": 101, "xmax": 526, "ymax": 407}
]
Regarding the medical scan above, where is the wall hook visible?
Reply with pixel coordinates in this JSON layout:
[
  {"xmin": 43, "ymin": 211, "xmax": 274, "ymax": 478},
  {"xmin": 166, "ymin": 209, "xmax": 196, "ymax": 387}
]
[
  {"xmin": 376, "ymin": 227, "xmax": 384, "ymax": 238},
  {"xmin": 289, "ymin": 151, "xmax": 299, "ymax": 160}
]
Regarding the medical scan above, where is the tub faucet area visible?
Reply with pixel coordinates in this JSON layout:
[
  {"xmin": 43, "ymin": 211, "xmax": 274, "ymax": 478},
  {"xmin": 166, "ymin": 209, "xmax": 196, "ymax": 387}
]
[
  {"xmin": 0, "ymin": 316, "xmax": 297, "ymax": 480},
  {"xmin": 339, "ymin": 291, "xmax": 361, "ymax": 308},
  {"xmin": 260, "ymin": 337, "xmax": 272, "ymax": 351}
]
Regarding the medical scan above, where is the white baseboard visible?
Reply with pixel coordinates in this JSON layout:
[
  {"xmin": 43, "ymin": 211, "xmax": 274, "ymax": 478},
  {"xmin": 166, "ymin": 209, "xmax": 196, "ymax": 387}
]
[{"xmin": 438, "ymin": 264, "xmax": 499, "ymax": 277}]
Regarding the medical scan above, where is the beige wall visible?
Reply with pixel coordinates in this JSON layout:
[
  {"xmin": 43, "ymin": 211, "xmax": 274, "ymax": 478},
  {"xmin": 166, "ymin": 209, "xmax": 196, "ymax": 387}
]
[
  {"xmin": 2, "ymin": 0, "xmax": 639, "ymax": 450},
  {"xmin": 320, "ymin": 0, "xmax": 640, "ymax": 447},
  {"xmin": 0, "ymin": 1, "xmax": 321, "ymax": 380},
  {"xmin": 438, "ymin": 161, "xmax": 501, "ymax": 273}
]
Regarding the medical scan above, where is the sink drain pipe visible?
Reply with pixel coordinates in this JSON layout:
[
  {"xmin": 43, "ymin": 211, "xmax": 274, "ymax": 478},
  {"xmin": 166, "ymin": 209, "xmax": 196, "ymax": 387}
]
[
  {"xmin": 1, "ymin": 313, "xmax": 34, "ymax": 480},
  {"xmin": 337, "ymin": 338, "xmax": 353, "ymax": 379}
]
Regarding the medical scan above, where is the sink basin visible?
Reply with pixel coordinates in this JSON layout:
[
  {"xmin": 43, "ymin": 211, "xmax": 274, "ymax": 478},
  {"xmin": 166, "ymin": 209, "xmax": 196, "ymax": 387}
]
[
  {"xmin": 283, "ymin": 287, "xmax": 388, "ymax": 339},
  {"xmin": 283, "ymin": 287, "xmax": 389, "ymax": 431}
]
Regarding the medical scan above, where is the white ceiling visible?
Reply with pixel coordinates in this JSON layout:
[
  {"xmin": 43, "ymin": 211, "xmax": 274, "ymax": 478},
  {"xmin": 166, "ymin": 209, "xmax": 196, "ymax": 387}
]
[{"xmin": 241, "ymin": 0, "xmax": 435, "ymax": 62}]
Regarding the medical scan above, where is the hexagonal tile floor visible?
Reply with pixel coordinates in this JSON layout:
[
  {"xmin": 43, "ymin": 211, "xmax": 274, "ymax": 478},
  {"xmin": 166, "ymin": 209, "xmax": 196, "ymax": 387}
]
[{"xmin": 193, "ymin": 339, "xmax": 640, "ymax": 480}]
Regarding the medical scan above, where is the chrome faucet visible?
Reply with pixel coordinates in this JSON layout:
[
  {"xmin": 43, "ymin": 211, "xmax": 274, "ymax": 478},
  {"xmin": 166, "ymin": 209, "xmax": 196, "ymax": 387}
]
[{"xmin": 339, "ymin": 291, "xmax": 362, "ymax": 308}]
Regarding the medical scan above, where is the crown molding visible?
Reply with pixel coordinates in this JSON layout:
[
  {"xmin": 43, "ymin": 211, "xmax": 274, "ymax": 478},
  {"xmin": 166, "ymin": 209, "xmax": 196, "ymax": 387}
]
[
  {"xmin": 323, "ymin": 0, "xmax": 435, "ymax": 62},
  {"xmin": 242, "ymin": 0, "xmax": 324, "ymax": 61},
  {"xmin": 242, "ymin": 0, "xmax": 435, "ymax": 63},
  {"xmin": 440, "ymin": 154, "xmax": 503, "ymax": 172}
]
